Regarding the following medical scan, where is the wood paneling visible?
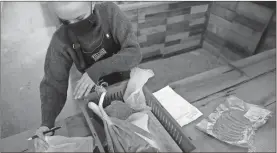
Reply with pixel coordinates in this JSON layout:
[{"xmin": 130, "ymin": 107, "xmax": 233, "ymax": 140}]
[
  {"xmin": 121, "ymin": 2, "xmax": 211, "ymax": 62},
  {"xmin": 203, "ymin": 1, "xmax": 275, "ymax": 58}
]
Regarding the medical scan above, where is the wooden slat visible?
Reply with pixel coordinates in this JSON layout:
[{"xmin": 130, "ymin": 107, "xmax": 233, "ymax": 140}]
[
  {"xmin": 190, "ymin": 4, "xmax": 209, "ymax": 14},
  {"xmin": 236, "ymin": 2, "xmax": 272, "ymax": 24},
  {"xmin": 189, "ymin": 17, "xmax": 206, "ymax": 26},
  {"xmin": 140, "ymin": 32, "xmax": 165, "ymax": 47},
  {"xmin": 168, "ymin": 1, "xmax": 209, "ymax": 10},
  {"xmin": 167, "ymin": 12, "xmax": 206, "ymax": 24},
  {"xmin": 166, "ymin": 21, "xmax": 190, "ymax": 36},
  {"xmin": 215, "ymin": 1, "xmax": 238, "ymax": 11},
  {"xmin": 230, "ymin": 21, "xmax": 261, "ymax": 43},
  {"xmin": 205, "ymin": 30, "xmax": 226, "ymax": 47},
  {"xmin": 233, "ymin": 14, "xmax": 265, "ymax": 32},
  {"xmin": 163, "ymin": 36, "xmax": 201, "ymax": 55},
  {"xmin": 138, "ymin": 35, "xmax": 147, "ymax": 43},
  {"xmin": 208, "ymin": 14, "xmax": 232, "ymax": 30},
  {"xmin": 224, "ymin": 30, "xmax": 256, "ymax": 54},
  {"xmin": 138, "ymin": 3, "xmax": 169, "ymax": 16},
  {"xmin": 203, "ymin": 40, "xmax": 246, "ymax": 61},
  {"xmin": 145, "ymin": 11, "xmax": 167, "ymax": 21},
  {"xmin": 140, "ymin": 25, "xmax": 166, "ymax": 36},
  {"xmin": 167, "ymin": 7, "xmax": 191, "ymax": 17},
  {"xmin": 170, "ymin": 49, "xmax": 276, "ymax": 102},
  {"xmin": 165, "ymin": 32, "xmax": 189, "ymax": 42},
  {"xmin": 210, "ymin": 3, "xmax": 236, "ymax": 22},
  {"xmin": 207, "ymin": 22, "xmax": 229, "ymax": 39},
  {"xmin": 141, "ymin": 44, "xmax": 164, "ymax": 57},
  {"xmin": 139, "ymin": 17, "xmax": 166, "ymax": 29}
]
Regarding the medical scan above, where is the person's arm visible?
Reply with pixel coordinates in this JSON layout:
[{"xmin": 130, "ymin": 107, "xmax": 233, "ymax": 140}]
[
  {"xmin": 86, "ymin": 2, "xmax": 142, "ymax": 82},
  {"xmin": 40, "ymin": 34, "xmax": 73, "ymax": 128}
]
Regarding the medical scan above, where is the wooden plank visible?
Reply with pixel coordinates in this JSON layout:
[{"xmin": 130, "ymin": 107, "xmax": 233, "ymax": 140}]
[
  {"xmin": 166, "ymin": 21, "xmax": 190, "ymax": 36},
  {"xmin": 170, "ymin": 48, "xmax": 275, "ymax": 90},
  {"xmin": 185, "ymin": 12, "xmax": 206, "ymax": 21},
  {"xmin": 139, "ymin": 17, "xmax": 166, "ymax": 29},
  {"xmin": 141, "ymin": 44, "xmax": 164, "ymax": 56},
  {"xmin": 140, "ymin": 25, "xmax": 166, "ymax": 36},
  {"xmin": 230, "ymin": 21, "xmax": 261, "ymax": 43},
  {"xmin": 119, "ymin": 2, "xmax": 173, "ymax": 12},
  {"xmin": 208, "ymin": 14, "xmax": 232, "ymax": 30},
  {"xmin": 189, "ymin": 17, "xmax": 206, "ymax": 26},
  {"xmin": 181, "ymin": 70, "xmax": 276, "ymax": 151},
  {"xmin": 190, "ymin": 4, "xmax": 209, "ymax": 14},
  {"xmin": 145, "ymin": 11, "xmax": 167, "ymax": 21},
  {"xmin": 140, "ymin": 32, "xmax": 165, "ymax": 47},
  {"xmin": 142, "ymin": 48, "xmax": 161, "ymax": 60},
  {"xmin": 233, "ymin": 14, "xmax": 264, "ymax": 32},
  {"xmin": 167, "ymin": 12, "xmax": 206, "ymax": 24},
  {"xmin": 165, "ymin": 39, "xmax": 181, "ymax": 47},
  {"xmin": 253, "ymin": 10, "xmax": 275, "ymax": 55},
  {"xmin": 215, "ymin": 1, "xmax": 238, "ymax": 11},
  {"xmin": 163, "ymin": 38, "xmax": 201, "ymax": 55},
  {"xmin": 205, "ymin": 30, "xmax": 226, "ymax": 47},
  {"xmin": 167, "ymin": 14, "xmax": 185, "ymax": 24},
  {"xmin": 207, "ymin": 22, "xmax": 229, "ymax": 39},
  {"xmin": 138, "ymin": 3, "xmax": 169, "ymax": 16},
  {"xmin": 170, "ymin": 55, "xmax": 276, "ymax": 103},
  {"xmin": 236, "ymin": 2, "xmax": 272, "ymax": 24},
  {"xmin": 210, "ymin": 3, "xmax": 236, "ymax": 22},
  {"xmin": 162, "ymin": 45, "xmax": 202, "ymax": 59},
  {"xmin": 165, "ymin": 32, "xmax": 189, "ymax": 42},
  {"xmin": 167, "ymin": 7, "xmax": 191, "ymax": 17},
  {"xmin": 203, "ymin": 40, "xmax": 245, "ymax": 61},
  {"xmin": 224, "ymin": 30, "xmax": 256, "ymax": 54},
  {"xmin": 168, "ymin": 1, "xmax": 210, "ymax": 10}
]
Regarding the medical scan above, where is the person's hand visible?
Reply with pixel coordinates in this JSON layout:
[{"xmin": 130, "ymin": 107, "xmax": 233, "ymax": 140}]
[
  {"xmin": 34, "ymin": 126, "xmax": 51, "ymax": 152},
  {"xmin": 74, "ymin": 72, "xmax": 95, "ymax": 99}
]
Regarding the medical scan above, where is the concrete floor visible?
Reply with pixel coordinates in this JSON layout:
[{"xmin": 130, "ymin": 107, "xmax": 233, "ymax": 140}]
[{"xmin": 1, "ymin": 2, "xmax": 227, "ymax": 138}]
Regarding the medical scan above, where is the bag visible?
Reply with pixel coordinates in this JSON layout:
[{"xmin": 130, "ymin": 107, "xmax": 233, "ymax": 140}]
[
  {"xmin": 196, "ymin": 96, "xmax": 272, "ymax": 152},
  {"xmin": 123, "ymin": 67, "xmax": 154, "ymax": 111},
  {"xmin": 44, "ymin": 136, "xmax": 95, "ymax": 152},
  {"xmin": 88, "ymin": 92, "xmax": 160, "ymax": 152}
]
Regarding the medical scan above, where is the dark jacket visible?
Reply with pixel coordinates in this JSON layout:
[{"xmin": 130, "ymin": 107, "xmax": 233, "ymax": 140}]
[{"xmin": 40, "ymin": 2, "xmax": 142, "ymax": 128}]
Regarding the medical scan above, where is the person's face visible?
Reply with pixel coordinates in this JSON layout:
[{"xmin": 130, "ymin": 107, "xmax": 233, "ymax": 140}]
[{"xmin": 51, "ymin": 2, "xmax": 95, "ymax": 24}]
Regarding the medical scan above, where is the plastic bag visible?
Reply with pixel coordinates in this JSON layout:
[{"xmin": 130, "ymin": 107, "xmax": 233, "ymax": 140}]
[
  {"xmin": 44, "ymin": 135, "xmax": 95, "ymax": 152},
  {"xmin": 123, "ymin": 67, "xmax": 154, "ymax": 111},
  {"xmin": 196, "ymin": 96, "xmax": 272, "ymax": 152},
  {"xmin": 88, "ymin": 92, "xmax": 160, "ymax": 152}
]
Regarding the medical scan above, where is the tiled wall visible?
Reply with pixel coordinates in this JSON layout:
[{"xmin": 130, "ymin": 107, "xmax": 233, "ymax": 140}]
[
  {"xmin": 202, "ymin": 1, "xmax": 276, "ymax": 59},
  {"xmin": 122, "ymin": 2, "xmax": 210, "ymax": 62}
]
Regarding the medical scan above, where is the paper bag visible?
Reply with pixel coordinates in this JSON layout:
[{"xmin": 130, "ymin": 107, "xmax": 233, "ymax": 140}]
[{"xmin": 123, "ymin": 67, "xmax": 154, "ymax": 111}]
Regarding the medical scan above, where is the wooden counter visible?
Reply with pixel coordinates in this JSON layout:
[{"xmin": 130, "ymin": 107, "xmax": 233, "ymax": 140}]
[{"xmin": 169, "ymin": 48, "xmax": 276, "ymax": 152}]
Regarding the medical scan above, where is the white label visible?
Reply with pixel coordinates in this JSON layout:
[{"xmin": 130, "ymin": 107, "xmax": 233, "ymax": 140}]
[{"xmin": 244, "ymin": 106, "xmax": 271, "ymax": 122}]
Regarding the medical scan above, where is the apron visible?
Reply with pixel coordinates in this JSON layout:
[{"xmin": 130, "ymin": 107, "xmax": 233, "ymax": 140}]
[{"xmin": 66, "ymin": 5, "xmax": 130, "ymax": 86}]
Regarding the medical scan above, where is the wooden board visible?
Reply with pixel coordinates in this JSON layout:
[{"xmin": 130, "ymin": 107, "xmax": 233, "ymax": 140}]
[{"xmin": 170, "ymin": 49, "xmax": 276, "ymax": 102}]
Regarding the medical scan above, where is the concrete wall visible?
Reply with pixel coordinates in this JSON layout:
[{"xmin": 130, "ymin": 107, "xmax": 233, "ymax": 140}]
[{"xmin": 1, "ymin": 2, "xmax": 80, "ymax": 138}]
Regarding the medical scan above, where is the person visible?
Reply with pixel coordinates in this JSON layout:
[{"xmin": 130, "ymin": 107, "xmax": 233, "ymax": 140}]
[{"xmin": 34, "ymin": 1, "xmax": 142, "ymax": 151}]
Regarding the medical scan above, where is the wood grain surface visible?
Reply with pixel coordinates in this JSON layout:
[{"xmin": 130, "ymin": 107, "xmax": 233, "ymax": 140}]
[{"xmin": 169, "ymin": 49, "xmax": 276, "ymax": 152}]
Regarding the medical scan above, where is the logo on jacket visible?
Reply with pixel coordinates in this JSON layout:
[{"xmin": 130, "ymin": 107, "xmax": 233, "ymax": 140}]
[{"xmin": 91, "ymin": 48, "xmax": 107, "ymax": 61}]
